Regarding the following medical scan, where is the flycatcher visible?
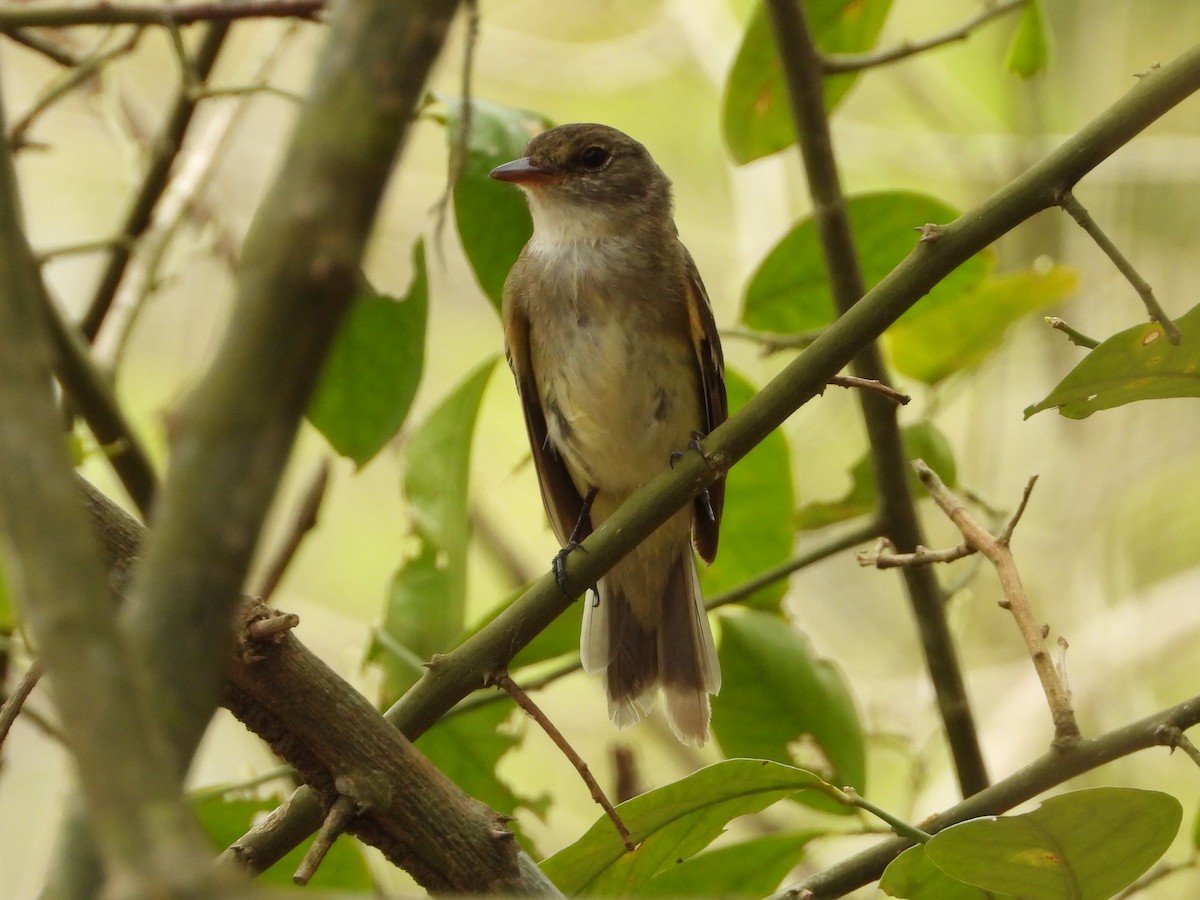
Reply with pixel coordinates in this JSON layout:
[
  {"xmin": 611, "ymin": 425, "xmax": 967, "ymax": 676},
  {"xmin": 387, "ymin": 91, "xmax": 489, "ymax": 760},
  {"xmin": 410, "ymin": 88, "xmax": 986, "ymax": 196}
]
[{"xmin": 491, "ymin": 123, "xmax": 727, "ymax": 743}]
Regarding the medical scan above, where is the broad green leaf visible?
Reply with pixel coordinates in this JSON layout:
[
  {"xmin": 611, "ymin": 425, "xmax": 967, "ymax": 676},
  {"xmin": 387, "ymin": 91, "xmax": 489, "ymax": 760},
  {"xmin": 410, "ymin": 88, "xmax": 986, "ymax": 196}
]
[
  {"xmin": 540, "ymin": 759, "xmax": 834, "ymax": 896},
  {"xmin": 796, "ymin": 422, "xmax": 956, "ymax": 529},
  {"xmin": 446, "ymin": 98, "xmax": 553, "ymax": 311},
  {"xmin": 712, "ymin": 610, "xmax": 863, "ymax": 815},
  {"xmin": 417, "ymin": 702, "xmax": 548, "ymax": 848},
  {"xmin": 370, "ymin": 359, "xmax": 497, "ymax": 704},
  {"xmin": 193, "ymin": 795, "xmax": 371, "ymax": 890},
  {"xmin": 722, "ymin": 0, "xmax": 895, "ymax": 164},
  {"xmin": 925, "ymin": 788, "xmax": 1181, "ymax": 900},
  {"xmin": 1024, "ymin": 304, "xmax": 1200, "ymax": 420},
  {"xmin": 742, "ymin": 193, "xmax": 984, "ymax": 334},
  {"xmin": 889, "ymin": 265, "xmax": 1077, "ymax": 385},
  {"xmin": 700, "ymin": 368, "xmax": 794, "ymax": 610},
  {"xmin": 1006, "ymin": 0, "xmax": 1052, "ymax": 78},
  {"xmin": 882, "ymin": 845, "xmax": 1008, "ymax": 899},
  {"xmin": 308, "ymin": 243, "xmax": 427, "ymax": 467},
  {"xmin": 643, "ymin": 831, "xmax": 821, "ymax": 897}
]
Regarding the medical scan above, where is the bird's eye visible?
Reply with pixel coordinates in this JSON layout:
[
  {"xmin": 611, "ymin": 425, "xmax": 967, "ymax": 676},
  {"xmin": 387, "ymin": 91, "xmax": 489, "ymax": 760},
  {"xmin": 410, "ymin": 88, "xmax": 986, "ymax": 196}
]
[{"xmin": 579, "ymin": 146, "xmax": 610, "ymax": 170}]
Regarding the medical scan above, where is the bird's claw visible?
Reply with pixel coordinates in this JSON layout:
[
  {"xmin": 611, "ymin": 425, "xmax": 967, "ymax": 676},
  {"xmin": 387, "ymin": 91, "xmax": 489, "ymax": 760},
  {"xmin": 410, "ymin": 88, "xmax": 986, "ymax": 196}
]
[{"xmin": 552, "ymin": 540, "xmax": 586, "ymax": 596}]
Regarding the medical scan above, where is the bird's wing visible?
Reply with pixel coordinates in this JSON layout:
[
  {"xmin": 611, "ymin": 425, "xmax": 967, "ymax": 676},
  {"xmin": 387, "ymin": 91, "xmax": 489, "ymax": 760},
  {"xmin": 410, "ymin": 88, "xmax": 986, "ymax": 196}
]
[
  {"xmin": 681, "ymin": 246, "xmax": 727, "ymax": 564},
  {"xmin": 503, "ymin": 291, "xmax": 589, "ymax": 548}
]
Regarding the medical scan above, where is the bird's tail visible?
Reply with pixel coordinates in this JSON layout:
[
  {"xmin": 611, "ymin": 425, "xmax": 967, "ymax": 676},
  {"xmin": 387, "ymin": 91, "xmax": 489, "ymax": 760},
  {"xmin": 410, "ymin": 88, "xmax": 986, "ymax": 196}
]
[{"xmin": 581, "ymin": 547, "xmax": 721, "ymax": 744}]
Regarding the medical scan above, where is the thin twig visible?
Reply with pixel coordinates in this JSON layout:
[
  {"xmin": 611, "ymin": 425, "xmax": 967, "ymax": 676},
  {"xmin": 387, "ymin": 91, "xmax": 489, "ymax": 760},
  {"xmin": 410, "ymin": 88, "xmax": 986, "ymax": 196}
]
[
  {"xmin": 96, "ymin": 20, "xmax": 303, "ymax": 369},
  {"xmin": 254, "ymin": 459, "xmax": 331, "ymax": 602},
  {"xmin": 822, "ymin": 0, "xmax": 1028, "ymax": 73},
  {"xmin": 858, "ymin": 536, "xmax": 974, "ymax": 568},
  {"xmin": 911, "ymin": 462, "xmax": 1079, "ymax": 744},
  {"xmin": 293, "ymin": 794, "xmax": 356, "ymax": 885},
  {"xmin": 36, "ymin": 235, "xmax": 133, "ymax": 264},
  {"xmin": 5, "ymin": 28, "xmax": 82, "ymax": 67},
  {"xmin": 840, "ymin": 788, "xmax": 932, "ymax": 845},
  {"xmin": 80, "ymin": 21, "xmax": 231, "ymax": 342},
  {"xmin": 1045, "ymin": 315, "xmax": 1101, "ymax": 349},
  {"xmin": 8, "ymin": 28, "xmax": 143, "ymax": 150},
  {"xmin": 720, "ymin": 325, "xmax": 824, "ymax": 355},
  {"xmin": 0, "ymin": 660, "xmax": 44, "ymax": 751},
  {"xmin": 0, "ymin": 1, "xmax": 324, "ymax": 30},
  {"xmin": 827, "ymin": 375, "xmax": 910, "ymax": 406},
  {"xmin": 433, "ymin": 0, "xmax": 478, "ymax": 247},
  {"xmin": 489, "ymin": 671, "xmax": 634, "ymax": 852},
  {"xmin": 1057, "ymin": 189, "xmax": 1182, "ymax": 343}
]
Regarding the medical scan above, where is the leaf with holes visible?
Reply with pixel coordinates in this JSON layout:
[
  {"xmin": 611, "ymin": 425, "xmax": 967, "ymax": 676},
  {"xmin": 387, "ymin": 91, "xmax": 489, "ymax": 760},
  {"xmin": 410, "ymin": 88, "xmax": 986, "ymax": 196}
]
[{"xmin": 1025, "ymin": 304, "xmax": 1200, "ymax": 419}]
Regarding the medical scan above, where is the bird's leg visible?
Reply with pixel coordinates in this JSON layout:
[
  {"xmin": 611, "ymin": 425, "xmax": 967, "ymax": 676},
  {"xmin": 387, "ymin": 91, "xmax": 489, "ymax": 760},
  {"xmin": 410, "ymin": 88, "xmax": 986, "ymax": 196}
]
[
  {"xmin": 670, "ymin": 432, "xmax": 715, "ymax": 520},
  {"xmin": 553, "ymin": 486, "xmax": 597, "ymax": 595}
]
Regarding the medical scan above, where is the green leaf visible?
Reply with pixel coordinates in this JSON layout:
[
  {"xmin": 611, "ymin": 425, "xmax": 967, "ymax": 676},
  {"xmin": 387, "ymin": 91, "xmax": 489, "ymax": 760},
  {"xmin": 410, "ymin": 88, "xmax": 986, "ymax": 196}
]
[
  {"xmin": 1024, "ymin": 304, "xmax": 1200, "ymax": 420},
  {"xmin": 643, "ymin": 831, "xmax": 821, "ymax": 898},
  {"xmin": 711, "ymin": 610, "xmax": 864, "ymax": 815},
  {"xmin": 540, "ymin": 759, "xmax": 834, "ymax": 896},
  {"xmin": 742, "ymin": 193, "xmax": 984, "ymax": 334},
  {"xmin": 925, "ymin": 788, "xmax": 1181, "ymax": 900},
  {"xmin": 796, "ymin": 421, "xmax": 956, "ymax": 529},
  {"xmin": 882, "ymin": 845, "xmax": 1009, "ymax": 899},
  {"xmin": 889, "ymin": 265, "xmax": 1077, "ymax": 385},
  {"xmin": 193, "ymin": 795, "xmax": 371, "ymax": 890},
  {"xmin": 446, "ymin": 98, "xmax": 553, "ymax": 311},
  {"xmin": 308, "ymin": 243, "xmax": 427, "ymax": 467},
  {"xmin": 1006, "ymin": 0, "xmax": 1052, "ymax": 78},
  {"xmin": 700, "ymin": 368, "xmax": 794, "ymax": 610},
  {"xmin": 370, "ymin": 358, "xmax": 497, "ymax": 704},
  {"xmin": 722, "ymin": 0, "xmax": 895, "ymax": 164}
]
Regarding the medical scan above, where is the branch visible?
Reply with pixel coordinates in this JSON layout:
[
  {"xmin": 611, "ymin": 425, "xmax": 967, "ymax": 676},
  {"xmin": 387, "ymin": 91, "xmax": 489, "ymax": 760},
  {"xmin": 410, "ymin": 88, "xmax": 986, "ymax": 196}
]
[
  {"xmin": 1057, "ymin": 189, "xmax": 1181, "ymax": 343},
  {"xmin": 782, "ymin": 694, "xmax": 1200, "ymax": 898},
  {"xmin": 119, "ymin": 0, "xmax": 464, "ymax": 778},
  {"xmin": 231, "ymin": 36, "xmax": 1200, "ymax": 872},
  {"xmin": 766, "ymin": 0, "xmax": 989, "ymax": 796},
  {"xmin": 80, "ymin": 22, "xmax": 231, "ymax": 341},
  {"xmin": 0, "ymin": 1, "xmax": 324, "ymax": 30},
  {"xmin": 0, "ymin": 92, "xmax": 212, "ymax": 890},
  {"xmin": 79, "ymin": 479, "xmax": 558, "ymax": 893},
  {"xmin": 910, "ymin": 464, "xmax": 1079, "ymax": 743},
  {"xmin": 822, "ymin": 0, "xmax": 1028, "ymax": 74}
]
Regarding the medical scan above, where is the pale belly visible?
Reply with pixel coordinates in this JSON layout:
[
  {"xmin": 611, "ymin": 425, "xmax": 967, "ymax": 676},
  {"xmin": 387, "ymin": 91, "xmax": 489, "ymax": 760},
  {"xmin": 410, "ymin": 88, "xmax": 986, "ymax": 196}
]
[{"xmin": 532, "ymin": 312, "xmax": 702, "ymax": 496}]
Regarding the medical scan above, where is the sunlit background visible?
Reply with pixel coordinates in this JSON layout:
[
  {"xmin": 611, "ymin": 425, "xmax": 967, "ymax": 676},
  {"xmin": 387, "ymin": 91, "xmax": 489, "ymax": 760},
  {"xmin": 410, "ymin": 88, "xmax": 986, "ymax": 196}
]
[{"xmin": 4, "ymin": 1, "xmax": 1200, "ymax": 895}]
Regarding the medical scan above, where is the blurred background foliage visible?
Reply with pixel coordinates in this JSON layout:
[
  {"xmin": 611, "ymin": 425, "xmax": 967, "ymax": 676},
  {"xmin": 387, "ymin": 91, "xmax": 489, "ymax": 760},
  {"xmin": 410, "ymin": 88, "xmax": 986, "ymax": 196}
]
[{"xmin": 4, "ymin": 0, "xmax": 1200, "ymax": 896}]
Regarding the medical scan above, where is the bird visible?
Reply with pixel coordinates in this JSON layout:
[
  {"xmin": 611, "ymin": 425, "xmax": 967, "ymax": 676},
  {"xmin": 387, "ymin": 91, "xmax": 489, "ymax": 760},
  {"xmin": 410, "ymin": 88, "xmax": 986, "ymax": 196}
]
[{"xmin": 490, "ymin": 123, "xmax": 727, "ymax": 743}]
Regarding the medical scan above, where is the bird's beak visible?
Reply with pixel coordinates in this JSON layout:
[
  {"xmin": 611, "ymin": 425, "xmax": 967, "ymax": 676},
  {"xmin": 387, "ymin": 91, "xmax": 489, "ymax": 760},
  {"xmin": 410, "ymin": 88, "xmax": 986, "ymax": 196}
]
[{"xmin": 489, "ymin": 157, "xmax": 556, "ymax": 185}]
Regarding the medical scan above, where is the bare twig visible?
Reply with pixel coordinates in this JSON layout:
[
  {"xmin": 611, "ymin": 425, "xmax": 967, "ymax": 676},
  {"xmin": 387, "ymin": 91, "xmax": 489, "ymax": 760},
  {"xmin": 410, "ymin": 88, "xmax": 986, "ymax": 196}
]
[
  {"xmin": 489, "ymin": 671, "xmax": 634, "ymax": 852},
  {"xmin": 254, "ymin": 459, "xmax": 331, "ymax": 602},
  {"xmin": 827, "ymin": 375, "xmax": 911, "ymax": 406},
  {"xmin": 909, "ymin": 462, "xmax": 1079, "ymax": 744},
  {"xmin": 720, "ymin": 325, "xmax": 824, "ymax": 355},
  {"xmin": 0, "ymin": 1, "xmax": 324, "ymax": 30},
  {"xmin": 433, "ymin": 0, "xmax": 479, "ymax": 245},
  {"xmin": 0, "ymin": 660, "xmax": 44, "ymax": 752},
  {"xmin": 859, "ymin": 536, "xmax": 974, "ymax": 568},
  {"xmin": 5, "ymin": 28, "xmax": 82, "ymax": 67},
  {"xmin": 80, "ymin": 22, "xmax": 231, "ymax": 342},
  {"xmin": 1057, "ymin": 189, "xmax": 1181, "ymax": 343},
  {"xmin": 293, "ymin": 793, "xmax": 356, "ymax": 885},
  {"xmin": 1046, "ymin": 315, "xmax": 1101, "ymax": 349},
  {"xmin": 246, "ymin": 611, "xmax": 301, "ymax": 641},
  {"xmin": 8, "ymin": 28, "xmax": 143, "ymax": 150},
  {"xmin": 822, "ymin": 0, "xmax": 1028, "ymax": 73},
  {"xmin": 96, "ymin": 20, "xmax": 303, "ymax": 368}
]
